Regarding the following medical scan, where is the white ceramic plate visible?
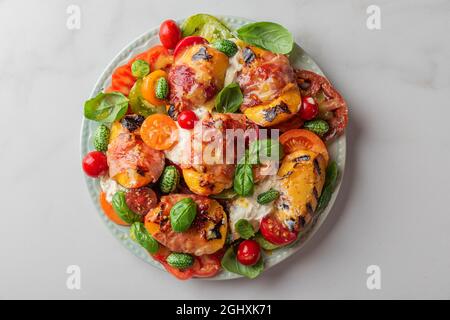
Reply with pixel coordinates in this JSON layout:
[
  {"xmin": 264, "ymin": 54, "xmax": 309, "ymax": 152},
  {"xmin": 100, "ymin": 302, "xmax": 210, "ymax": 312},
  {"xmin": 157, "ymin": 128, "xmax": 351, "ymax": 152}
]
[{"xmin": 81, "ymin": 16, "xmax": 346, "ymax": 280}]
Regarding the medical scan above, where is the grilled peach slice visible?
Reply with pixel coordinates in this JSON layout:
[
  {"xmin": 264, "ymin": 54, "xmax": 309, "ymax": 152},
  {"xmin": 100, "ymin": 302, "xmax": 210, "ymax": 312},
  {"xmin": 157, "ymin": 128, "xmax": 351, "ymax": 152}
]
[
  {"xmin": 275, "ymin": 149, "xmax": 327, "ymax": 231},
  {"xmin": 145, "ymin": 194, "xmax": 228, "ymax": 256}
]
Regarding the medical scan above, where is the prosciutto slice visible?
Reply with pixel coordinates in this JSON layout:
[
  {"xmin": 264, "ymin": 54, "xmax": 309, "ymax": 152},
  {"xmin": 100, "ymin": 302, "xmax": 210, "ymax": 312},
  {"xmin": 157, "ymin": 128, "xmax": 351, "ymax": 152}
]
[{"xmin": 107, "ymin": 133, "xmax": 165, "ymax": 183}]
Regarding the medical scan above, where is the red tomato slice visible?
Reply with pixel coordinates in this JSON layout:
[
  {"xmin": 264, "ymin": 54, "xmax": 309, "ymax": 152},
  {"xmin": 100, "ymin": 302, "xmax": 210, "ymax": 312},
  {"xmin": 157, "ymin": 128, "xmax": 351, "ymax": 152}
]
[
  {"xmin": 173, "ymin": 36, "xmax": 208, "ymax": 58},
  {"xmin": 152, "ymin": 247, "xmax": 194, "ymax": 280},
  {"xmin": 132, "ymin": 45, "xmax": 172, "ymax": 71},
  {"xmin": 192, "ymin": 255, "xmax": 221, "ymax": 278},
  {"xmin": 152, "ymin": 249, "xmax": 220, "ymax": 279},
  {"xmin": 107, "ymin": 45, "xmax": 172, "ymax": 96},
  {"xmin": 279, "ymin": 129, "xmax": 329, "ymax": 164},
  {"xmin": 108, "ymin": 64, "xmax": 135, "ymax": 96},
  {"xmin": 295, "ymin": 69, "xmax": 348, "ymax": 141},
  {"xmin": 161, "ymin": 261, "xmax": 194, "ymax": 280},
  {"xmin": 260, "ymin": 215, "xmax": 298, "ymax": 245}
]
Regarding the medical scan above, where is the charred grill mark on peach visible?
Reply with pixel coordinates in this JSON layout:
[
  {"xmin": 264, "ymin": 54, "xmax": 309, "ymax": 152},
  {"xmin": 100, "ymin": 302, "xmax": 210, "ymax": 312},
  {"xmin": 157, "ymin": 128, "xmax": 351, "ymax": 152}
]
[
  {"xmin": 313, "ymin": 158, "xmax": 321, "ymax": 176},
  {"xmin": 167, "ymin": 104, "xmax": 178, "ymax": 120},
  {"xmin": 136, "ymin": 167, "xmax": 147, "ymax": 177},
  {"xmin": 293, "ymin": 155, "xmax": 311, "ymax": 168},
  {"xmin": 298, "ymin": 216, "xmax": 306, "ymax": 229},
  {"xmin": 262, "ymin": 102, "xmax": 291, "ymax": 122},
  {"xmin": 280, "ymin": 170, "xmax": 293, "ymax": 179},
  {"xmin": 207, "ymin": 221, "xmax": 223, "ymax": 240},
  {"xmin": 243, "ymin": 47, "xmax": 256, "ymax": 64},
  {"xmin": 306, "ymin": 202, "xmax": 314, "ymax": 215},
  {"xmin": 313, "ymin": 187, "xmax": 319, "ymax": 201},
  {"xmin": 294, "ymin": 155, "xmax": 311, "ymax": 163},
  {"xmin": 192, "ymin": 46, "xmax": 213, "ymax": 61},
  {"xmin": 121, "ymin": 114, "xmax": 145, "ymax": 132}
]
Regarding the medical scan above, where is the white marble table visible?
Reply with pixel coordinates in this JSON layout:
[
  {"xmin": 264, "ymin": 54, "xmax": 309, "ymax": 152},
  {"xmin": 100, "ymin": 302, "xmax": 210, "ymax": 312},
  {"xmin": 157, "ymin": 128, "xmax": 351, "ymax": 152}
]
[{"xmin": 1, "ymin": 0, "xmax": 449, "ymax": 299}]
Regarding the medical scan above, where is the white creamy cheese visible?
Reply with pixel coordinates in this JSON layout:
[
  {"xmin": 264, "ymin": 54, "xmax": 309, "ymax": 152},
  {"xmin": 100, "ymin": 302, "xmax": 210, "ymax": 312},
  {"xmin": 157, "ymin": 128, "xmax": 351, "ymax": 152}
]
[
  {"xmin": 164, "ymin": 123, "xmax": 192, "ymax": 166},
  {"xmin": 224, "ymin": 50, "xmax": 243, "ymax": 86},
  {"xmin": 193, "ymin": 106, "xmax": 210, "ymax": 120},
  {"xmin": 164, "ymin": 106, "xmax": 211, "ymax": 166},
  {"xmin": 229, "ymin": 174, "xmax": 282, "ymax": 239},
  {"xmin": 100, "ymin": 175, "xmax": 125, "ymax": 203}
]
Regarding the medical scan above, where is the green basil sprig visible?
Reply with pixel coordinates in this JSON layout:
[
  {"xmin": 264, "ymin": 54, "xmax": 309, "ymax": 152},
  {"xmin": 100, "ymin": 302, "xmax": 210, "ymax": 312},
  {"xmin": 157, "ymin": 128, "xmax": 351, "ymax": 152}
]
[
  {"xmin": 317, "ymin": 161, "xmax": 339, "ymax": 212},
  {"xmin": 249, "ymin": 138, "xmax": 284, "ymax": 164},
  {"xmin": 234, "ymin": 219, "xmax": 255, "ymax": 239},
  {"xmin": 112, "ymin": 191, "xmax": 142, "ymax": 224},
  {"xmin": 130, "ymin": 222, "xmax": 159, "ymax": 254},
  {"xmin": 233, "ymin": 152, "xmax": 254, "ymax": 197},
  {"xmin": 170, "ymin": 198, "xmax": 197, "ymax": 232},
  {"xmin": 221, "ymin": 247, "xmax": 264, "ymax": 279},
  {"xmin": 236, "ymin": 22, "xmax": 294, "ymax": 54},
  {"xmin": 215, "ymin": 83, "xmax": 243, "ymax": 113},
  {"xmin": 84, "ymin": 92, "xmax": 128, "ymax": 123}
]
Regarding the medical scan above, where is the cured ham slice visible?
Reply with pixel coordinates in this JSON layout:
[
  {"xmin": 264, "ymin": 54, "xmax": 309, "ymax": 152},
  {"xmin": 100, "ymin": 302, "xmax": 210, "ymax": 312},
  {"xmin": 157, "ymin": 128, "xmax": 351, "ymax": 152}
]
[
  {"xmin": 107, "ymin": 132, "xmax": 165, "ymax": 188},
  {"xmin": 145, "ymin": 194, "xmax": 227, "ymax": 256},
  {"xmin": 168, "ymin": 44, "xmax": 229, "ymax": 110},
  {"xmin": 237, "ymin": 45, "xmax": 301, "ymax": 127}
]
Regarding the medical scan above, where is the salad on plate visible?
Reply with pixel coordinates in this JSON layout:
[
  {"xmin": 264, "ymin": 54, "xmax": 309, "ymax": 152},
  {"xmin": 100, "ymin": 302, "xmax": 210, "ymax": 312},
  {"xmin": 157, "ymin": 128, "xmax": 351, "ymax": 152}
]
[{"xmin": 81, "ymin": 14, "xmax": 348, "ymax": 280}]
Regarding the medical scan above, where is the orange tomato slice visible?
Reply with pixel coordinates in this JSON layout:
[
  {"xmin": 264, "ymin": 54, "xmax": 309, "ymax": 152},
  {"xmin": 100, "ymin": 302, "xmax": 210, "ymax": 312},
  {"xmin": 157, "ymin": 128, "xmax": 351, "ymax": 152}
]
[
  {"xmin": 99, "ymin": 192, "xmax": 129, "ymax": 226},
  {"xmin": 140, "ymin": 114, "xmax": 178, "ymax": 150},
  {"xmin": 279, "ymin": 129, "xmax": 329, "ymax": 164},
  {"xmin": 141, "ymin": 70, "xmax": 168, "ymax": 106}
]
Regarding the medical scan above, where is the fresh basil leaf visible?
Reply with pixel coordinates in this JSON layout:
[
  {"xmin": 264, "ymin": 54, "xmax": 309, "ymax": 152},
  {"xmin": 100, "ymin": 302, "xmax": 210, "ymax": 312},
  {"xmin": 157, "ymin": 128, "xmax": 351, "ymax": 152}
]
[
  {"xmin": 130, "ymin": 222, "xmax": 159, "ymax": 254},
  {"xmin": 233, "ymin": 152, "xmax": 254, "ymax": 197},
  {"xmin": 112, "ymin": 191, "xmax": 142, "ymax": 224},
  {"xmin": 215, "ymin": 83, "xmax": 243, "ymax": 113},
  {"xmin": 221, "ymin": 247, "xmax": 264, "ymax": 279},
  {"xmin": 84, "ymin": 92, "xmax": 128, "ymax": 123},
  {"xmin": 317, "ymin": 185, "xmax": 332, "ymax": 213},
  {"xmin": 254, "ymin": 233, "xmax": 282, "ymax": 251},
  {"xmin": 236, "ymin": 22, "xmax": 294, "ymax": 54},
  {"xmin": 170, "ymin": 198, "xmax": 197, "ymax": 232},
  {"xmin": 234, "ymin": 219, "xmax": 255, "ymax": 239},
  {"xmin": 325, "ymin": 161, "xmax": 338, "ymax": 189},
  {"xmin": 249, "ymin": 139, "xmax": 284, "ymax": 164},
  {"xmin": 316, "ymin": 161, "xmax": 339, "ymax": 213}
]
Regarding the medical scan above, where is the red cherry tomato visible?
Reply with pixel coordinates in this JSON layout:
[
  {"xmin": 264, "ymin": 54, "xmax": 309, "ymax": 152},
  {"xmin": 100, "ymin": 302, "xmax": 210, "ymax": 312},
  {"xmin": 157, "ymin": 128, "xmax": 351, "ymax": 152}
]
[
  {"xmin": 260, "ymin": 215, "xmax": 298, "ymax": 245},
  {"xmin": 159, "ymin": 19, "xmax": 181, "ymax": 50},
  {"xmin": 192, "ymin": 255, "xmax": 221, "ymax": 278},
  {"xmin": 173, "ymin": 36, "xmax": 208, "ymax": 58},
  {"xmin": 177, "ymin": 110, "xmax": 198, "ymax": 129},
  {"xmin": 237, "ymin": 240, "xmax": 261, "ymax": 266},
  {"xmin": 82, "ymin": 151, "xmax": 108, "ymax": 178},
  {"xmin": 299, "ymin": 96, "xmax": 318, "ymax": 120}
]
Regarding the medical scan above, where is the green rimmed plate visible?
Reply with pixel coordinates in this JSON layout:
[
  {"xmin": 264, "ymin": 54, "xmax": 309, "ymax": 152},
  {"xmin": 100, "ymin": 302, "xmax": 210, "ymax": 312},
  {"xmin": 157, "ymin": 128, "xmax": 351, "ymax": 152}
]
[{"xmin": 80, "ymin": 16, "xmax": 346, "ymax": 280}]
